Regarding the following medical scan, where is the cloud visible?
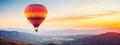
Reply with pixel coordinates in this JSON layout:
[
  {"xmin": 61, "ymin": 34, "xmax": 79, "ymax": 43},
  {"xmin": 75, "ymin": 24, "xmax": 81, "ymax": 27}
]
[
  {"xmin": 47, "ymin": 11, "xmax": 120, "ymax": 22},
  {"xmin": 41, "ymin": 11, "xmax": 120, "ymax": 29}
]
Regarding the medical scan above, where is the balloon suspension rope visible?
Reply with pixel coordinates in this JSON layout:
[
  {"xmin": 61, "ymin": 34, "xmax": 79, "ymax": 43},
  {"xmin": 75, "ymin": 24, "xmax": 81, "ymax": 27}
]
[{"xmin": 35, "ymin": 27, "xmax": 38, "ymax": 32}]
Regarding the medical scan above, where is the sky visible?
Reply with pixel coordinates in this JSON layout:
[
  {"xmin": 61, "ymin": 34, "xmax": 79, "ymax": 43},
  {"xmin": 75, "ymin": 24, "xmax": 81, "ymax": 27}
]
[{"xmin": 0, "ymin": 0, "xmax": 120, "ymax": 31}]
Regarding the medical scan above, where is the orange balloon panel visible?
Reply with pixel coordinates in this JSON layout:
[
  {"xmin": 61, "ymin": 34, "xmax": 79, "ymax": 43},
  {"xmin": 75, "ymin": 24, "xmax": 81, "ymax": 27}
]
[{"xmin": 24, "ymin": 4, "xmax": 47, "ymax": 28}]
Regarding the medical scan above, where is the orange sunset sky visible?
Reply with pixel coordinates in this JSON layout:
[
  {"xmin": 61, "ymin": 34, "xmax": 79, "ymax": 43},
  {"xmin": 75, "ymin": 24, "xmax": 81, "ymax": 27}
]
[{"xmin": 0, "ymin": 0, "xmax": 120, "ymax": 30}]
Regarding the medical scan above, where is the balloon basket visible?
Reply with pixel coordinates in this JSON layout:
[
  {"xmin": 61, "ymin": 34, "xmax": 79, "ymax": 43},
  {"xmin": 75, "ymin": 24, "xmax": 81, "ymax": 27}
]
[{"xmin": 35, "ymin": 29, "xmax": 38, "ymax": 32}]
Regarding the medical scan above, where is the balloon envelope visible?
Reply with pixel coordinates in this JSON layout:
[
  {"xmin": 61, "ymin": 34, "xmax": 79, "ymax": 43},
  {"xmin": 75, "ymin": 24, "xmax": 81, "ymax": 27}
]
[{"xmin": 24, "ymin": 4, "xmax": 47, "ymax": 30}]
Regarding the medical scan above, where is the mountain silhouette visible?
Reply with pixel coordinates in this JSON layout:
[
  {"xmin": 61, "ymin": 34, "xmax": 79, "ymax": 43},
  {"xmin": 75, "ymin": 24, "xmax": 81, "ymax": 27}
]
[
  {"xmin": 1, "ymin": 30, "xmax": 120, "ymax": 45},
  {"xmin": 63, "ymin": 32, "xmax": 120, "ymax": 45},
  {"xmin": 0, "ymin": 30, "xmax": 53, "ymax": 45}
]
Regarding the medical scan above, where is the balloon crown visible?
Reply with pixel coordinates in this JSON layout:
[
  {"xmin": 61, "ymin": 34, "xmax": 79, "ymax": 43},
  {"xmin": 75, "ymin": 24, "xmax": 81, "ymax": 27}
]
[{"xmin": 28, "ymin": 4, "xmax": 43, "ymax": 6}]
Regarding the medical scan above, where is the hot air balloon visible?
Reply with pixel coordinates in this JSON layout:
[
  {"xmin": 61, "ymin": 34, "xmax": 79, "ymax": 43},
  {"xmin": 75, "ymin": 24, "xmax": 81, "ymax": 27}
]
[{"xmin": 24, "ymin": 4, "xmax": 47, "ymax": 32}]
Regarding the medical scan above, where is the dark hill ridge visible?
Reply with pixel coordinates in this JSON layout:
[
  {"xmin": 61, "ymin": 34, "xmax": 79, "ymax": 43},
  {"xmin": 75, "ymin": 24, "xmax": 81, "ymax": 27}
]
[
  {"xmin": 63, "ymin": 32, "xmax": 120, "ymax": 45},
  {"xmin": 0, "ymin": 37, "xmax": 34, "ymax": 45}
]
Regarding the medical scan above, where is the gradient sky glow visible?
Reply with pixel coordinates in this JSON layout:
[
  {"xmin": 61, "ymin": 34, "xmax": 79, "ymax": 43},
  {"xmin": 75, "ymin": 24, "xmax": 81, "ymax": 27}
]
[{"xmin": 0, "ymin": 0, "xmax": 120, "ymax": 30}]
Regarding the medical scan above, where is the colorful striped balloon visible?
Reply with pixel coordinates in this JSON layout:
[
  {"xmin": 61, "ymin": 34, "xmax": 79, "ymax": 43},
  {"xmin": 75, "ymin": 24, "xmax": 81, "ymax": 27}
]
[{"xmin": 24, "ymin": 4, "xmax": 47, "ymax": 32}]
